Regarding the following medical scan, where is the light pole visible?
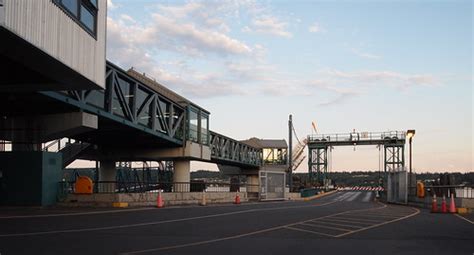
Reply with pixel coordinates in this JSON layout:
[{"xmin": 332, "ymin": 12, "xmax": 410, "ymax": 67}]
[
  {"xmin": 288, "ymin": 114, "xmax": 293, "ymax": 191},
  {"xmin": 407, "ymin": 129, "xmax": 416, "ymax": 194}
]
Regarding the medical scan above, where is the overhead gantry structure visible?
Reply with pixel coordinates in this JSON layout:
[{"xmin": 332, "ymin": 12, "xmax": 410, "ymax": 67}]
[{"xmin": 307, "ymin": 131, "xmax": 407, "ymax": 186}]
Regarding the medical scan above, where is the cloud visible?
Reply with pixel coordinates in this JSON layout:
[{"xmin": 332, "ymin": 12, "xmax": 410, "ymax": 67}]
[
  {"xmin": 245, "ymin": 15, "xmax": 293, "ymax": 38},
  {"xmin": 321, "ymin": 69, "xmax": 439, "ymax": 89},
  {"xmin": 107, "ymin": 0, "xmax": 118, "ymax": 10},
  {"xmin": 308, "ymin": 22, "xmax": 324, "ymax": 33},
  {"xmin": 351, "ymin": 48, "xmax": 381, "ymax": 60}
]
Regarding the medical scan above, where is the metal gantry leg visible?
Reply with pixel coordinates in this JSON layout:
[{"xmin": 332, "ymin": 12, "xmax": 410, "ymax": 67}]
[
  {"xmin": 384, "ymin": 145, "xmax": 405, "ymax": 173},
  {"xmin": 308, "ymin": 146, "xmax": 328, "ymax": 186}
]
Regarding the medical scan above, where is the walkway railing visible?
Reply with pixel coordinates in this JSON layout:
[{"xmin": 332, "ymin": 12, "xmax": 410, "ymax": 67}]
[
  {"xmin": 210, "ymin": 131, "xmax": 262, "ymax": 167},
  {"xmin": 308, "ymin": 131, "xmax": 406, "ymax": 143},
  {"xmin": 59, "ymin": 181, "xmax": 259, "ymax": 195}
]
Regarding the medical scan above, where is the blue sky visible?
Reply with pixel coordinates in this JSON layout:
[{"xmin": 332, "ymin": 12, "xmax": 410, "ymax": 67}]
[{"xmin": 105, "ymin": 0, "xmax": 472, "ymax": 172}]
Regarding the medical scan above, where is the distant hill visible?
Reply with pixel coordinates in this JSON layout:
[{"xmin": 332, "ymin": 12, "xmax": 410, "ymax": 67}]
[{"xmin": 191, "ymin": 170, "xmax": 474, "ymax": 186}]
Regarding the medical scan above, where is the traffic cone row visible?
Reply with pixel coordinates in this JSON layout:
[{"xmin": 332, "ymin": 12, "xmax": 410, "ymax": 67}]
[{"xmin": 431, "ymin": 193, "xmax": 456, "ymax": 214}]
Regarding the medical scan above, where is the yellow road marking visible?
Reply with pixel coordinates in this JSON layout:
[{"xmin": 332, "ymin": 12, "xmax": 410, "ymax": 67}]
[
  {"xmin": 284, "ymin": 226, "xmax": 337, "ymax": 237},
  {"xmin": 334, "ymin": 207, "xmax": 420, "ymax": 238},
  {"xmin": 300, "ymin": 222, "xmax": 353, "ymax": 232},
  {"xmin": 455, "ymin": 214, "xmax": 474, "ymax": 224}
]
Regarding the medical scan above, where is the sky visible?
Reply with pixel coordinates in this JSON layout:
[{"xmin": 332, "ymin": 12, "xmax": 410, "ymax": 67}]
[{"xmin": 103, "ymin": 0, "xmax": 473, "ymax": 173}]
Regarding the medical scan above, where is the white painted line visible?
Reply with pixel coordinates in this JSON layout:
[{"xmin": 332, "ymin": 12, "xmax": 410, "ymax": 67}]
[
  {"xmin": 300, "ymin": 222, "xmax": 352, "ymax": 232},
  {"xmin": 347, "ymin": 192, "xmax": 362, "ymax": 202},
  {"xmin": 334, "ymin": 192, "xmax": 354, "ymax": 201},
  {"xmin": 319, "ymin": 218, "xmax": 373, "ymax": 226},
  {"xmin": 362, "ymin": 192, "xmax": 372, "ymax": 202},
  {"xmin": 121, "ymin": 203, "xmax": 389, "ymax": 254},
  {"xmin": 455, "ymin": 214, "xmax": 474, "ymax": 224},
  {"xmin": 334, "ymin": 207, "xmax": 420, "ymax": 238},
  {"xmin": 308, "ymin": 220, "xmax": 363, "ymax": 229},
  {"xmin": 330, "ymin": 216, "xmax": 384, "ymax": 223},
  {"xmin": 283, "ymin": 226, "xmax": 336, "ymax": 237},
  {"xmin": 0, "ymin": 207, "xmax": 156, "ymax": 219},
  {"xmin": 0, "ymin": 200, "xmax": 339, "ymax": 237}
]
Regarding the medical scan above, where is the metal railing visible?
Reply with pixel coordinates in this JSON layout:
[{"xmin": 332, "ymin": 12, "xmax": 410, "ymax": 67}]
[
  {"xmin": 60, "ymin": 181, "xmax": 259, "ymax": 194},
  {"xmin": 423, "ymin": 184, "xmax": 474, "ymax": 199},
  {"xmin": 308, "ymin": 131, "xmax": 406, "ymax": 143}
]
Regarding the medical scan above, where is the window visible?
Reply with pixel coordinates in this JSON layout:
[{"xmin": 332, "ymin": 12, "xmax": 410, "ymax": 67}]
[
  {"xmin": 53, "ymin": 0, "xmax": 98, "ymax": 36},
  {"xmin": 188, "ymin": 108, "xmax": 199, "ymax": 143},
  {"xmin": 200, "ymin": 113, "xmax": 209, "ymax": 145}
]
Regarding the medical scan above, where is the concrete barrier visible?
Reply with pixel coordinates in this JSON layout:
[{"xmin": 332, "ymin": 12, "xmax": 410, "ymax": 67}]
[
  {"xmin": 60, "ymin": 192, "xmax": 248, "ymax": 207},
  {"xmin": 285, "ymin": 192, "xmax": 302, "ymax": 200}
]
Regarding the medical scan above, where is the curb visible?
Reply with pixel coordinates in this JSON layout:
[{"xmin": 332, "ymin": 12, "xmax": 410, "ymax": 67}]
[{"xmin": 300, "ymin": 190, "xmax": 338, "ymax": 201}]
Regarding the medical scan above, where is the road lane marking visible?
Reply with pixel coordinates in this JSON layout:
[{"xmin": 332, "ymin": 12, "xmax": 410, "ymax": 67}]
[
  {"xmin": 334, "ymin": 192, "xmax": 354, "ymax": 201},
  {"xmin": 362, "ymin": 192, "xmax": 372, "ymax": 202},
  {"xmin": 348, "ymin": 214, "xmax": 402, "ymax": 219},
  {"xmin": 330, "ymin": 216, "xmax": 384, "ymax": 223},
  {"xmin": 455, "ymin": 214, "xmax": 474, "ymax": 224},
  {"xmin": 121, "ymin": 202, "xmax": 388, "ymax": 254},
  {"xmin": 309, "ymin": 220, "xmax": 363, "ymax": 229},
  {"xmin": 334, "ymin": 207, "xmax": 420, "ymax": 238},
  {"xmin": 0, "ymin": 200, "xmax": 340, "ymax": 237},
  {"xmin": 317, "ymin": 218, "xmax": 373, "ymax": 226},
  {"xmin": 0, "ymin": 207, "xmax": 156, "ymax": 219},
  {"xmin": 347, "ymin": 192, "xmax": 362, "ymax": 201},
  {"xmin": 300, "ymin": 222, "xmax": 353, "ymax": 232},
  {"xmin": 284, "ymin": 226, "xmax": 337, "ymax": 237}
]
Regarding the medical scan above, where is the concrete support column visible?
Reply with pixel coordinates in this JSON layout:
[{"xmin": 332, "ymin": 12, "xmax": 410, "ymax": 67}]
[
  {"xmin": 247, "ymin": 175, "xmax": 259, "ymax": 193},
  {"xmin": 99, "ymin": 161, "xmax": 116, "ymax": 192},
  {"xmin": 173, "ymin": 161, "xmax": 190, "ymax": 192}
]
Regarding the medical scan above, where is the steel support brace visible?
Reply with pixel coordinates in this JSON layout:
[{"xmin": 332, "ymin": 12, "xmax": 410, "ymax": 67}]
[
  {"xmin": 308, "ymin": 146, "xmax": 328, "ymax": 185},
  {"xmin": 384, "ymin": 145, "xmax": 405, "ymax": 173}
]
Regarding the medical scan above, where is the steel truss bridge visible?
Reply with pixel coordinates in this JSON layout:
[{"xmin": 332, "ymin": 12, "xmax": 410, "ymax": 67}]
[
  {"xmin": 0, "ymin": 61, "xmax": 262, "ymax": 168},
  {"xmin": 307, "ymin": 131, "xmax": 406, "ymax": 185}
]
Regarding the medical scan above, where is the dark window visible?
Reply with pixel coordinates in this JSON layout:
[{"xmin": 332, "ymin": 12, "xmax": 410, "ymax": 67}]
[
  {"xmin": 53, "ymin": 0, "xmax": 98, "ymax": 37},
  {"xmin": 61, "ymin": 0, "xmax": 78, "ymax": 15},
  {"xmin": 80, "ymin": 5, "xmax": 94, "ymax": 31}
]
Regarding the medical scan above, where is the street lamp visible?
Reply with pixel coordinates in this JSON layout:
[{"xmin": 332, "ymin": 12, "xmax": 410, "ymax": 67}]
[{"xmin": 407, "ymin": 129, "xmax": 416, "ymax": 193}]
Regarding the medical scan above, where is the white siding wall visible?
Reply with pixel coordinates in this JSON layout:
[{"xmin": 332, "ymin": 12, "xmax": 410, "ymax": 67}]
[{"xmin": 3, "ymin": 0, "xmax": 106, "ymax": 88}]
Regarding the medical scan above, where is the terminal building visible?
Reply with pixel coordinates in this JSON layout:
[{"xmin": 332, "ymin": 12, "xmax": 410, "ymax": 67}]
[{"xmin": 0, "ymin": 0, "xmax": 292, "ymax": 207}]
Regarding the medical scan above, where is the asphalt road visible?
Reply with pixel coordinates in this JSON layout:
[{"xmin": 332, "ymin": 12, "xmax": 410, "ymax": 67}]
[{"xmin": 0, "ymin": 191, "xmax": 472, "ymax": 255}]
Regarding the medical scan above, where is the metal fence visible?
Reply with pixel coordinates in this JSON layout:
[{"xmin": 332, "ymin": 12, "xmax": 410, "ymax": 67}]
[
  {"xmin": 424, "ymin": 185, "xmax": 474, "ymax": 199},
  {"xmin": 59, "ymin": 181, "xmax": 259, "ymax": 194}
]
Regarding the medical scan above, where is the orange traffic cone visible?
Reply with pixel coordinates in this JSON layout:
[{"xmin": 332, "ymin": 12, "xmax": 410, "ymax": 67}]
[
  {"xmin": 431, "ymin": 194, "xmax": 438, "ymax": 213},
  {"xmin": 449, "ymin": 193, "xmax": 457, "ymax": 213},
  {"xmin": 234, "ymin": 193, "xmax": 241, "ymax": 204},
  {"xmin": 441, "ymin": 195, "xmax": 447, "ymax": 213},
  {"xmin": 156, "ymin": 190, "xmax": 164, "ymax": 208}
]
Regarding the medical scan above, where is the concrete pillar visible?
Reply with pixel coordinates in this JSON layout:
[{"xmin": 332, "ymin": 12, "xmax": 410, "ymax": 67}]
[
  {"xmin": 99, "ymin": 161, "xmax": 116, "ymax": 192},
  {"xmin": 247, "ymin": 175, "xmax": 259, "ymax": 193},
  {"xmin": 173, "ymin": 161, "xmax": 190, "ymax": 192}
]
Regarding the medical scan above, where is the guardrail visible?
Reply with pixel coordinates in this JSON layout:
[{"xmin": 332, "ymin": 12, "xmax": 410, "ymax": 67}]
[{"xmin": 59, "ymin": 181, "xmax": 259, "ymax": 194}]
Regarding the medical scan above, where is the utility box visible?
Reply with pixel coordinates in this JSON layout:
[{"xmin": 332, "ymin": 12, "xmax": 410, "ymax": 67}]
[{"xmin": 0, "ymin": 151, "xmax": 62, "ymax": 206}]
